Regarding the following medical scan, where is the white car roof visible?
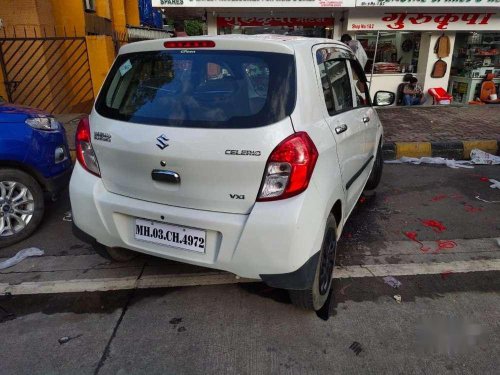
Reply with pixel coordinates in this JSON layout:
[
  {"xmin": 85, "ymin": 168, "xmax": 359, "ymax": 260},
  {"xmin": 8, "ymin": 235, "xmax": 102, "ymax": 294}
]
[{"xmin": 119, "ymin": 34, "xmax": 349, "ymax": 56}]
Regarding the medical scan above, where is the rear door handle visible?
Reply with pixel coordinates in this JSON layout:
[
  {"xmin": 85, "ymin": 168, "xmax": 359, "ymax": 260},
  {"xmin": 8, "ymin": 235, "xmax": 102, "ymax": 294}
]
[
  {"xmin": 362, "ymin": 116, "xmax": 370, "ymax": 123},
  {"xmin": 152, "ymin": 170, "xmax": 180, "ymax": 184},
  {"xmin": 335, "ymin": 124, "xmax": 348, "ymax": 134}
]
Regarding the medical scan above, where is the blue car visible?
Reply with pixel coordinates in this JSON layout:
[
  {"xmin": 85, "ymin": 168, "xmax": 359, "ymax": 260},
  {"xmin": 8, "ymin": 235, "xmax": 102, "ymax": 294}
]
[{"xmin": 0, "ymin": 100, "xmax": 72, "ymax": 247}]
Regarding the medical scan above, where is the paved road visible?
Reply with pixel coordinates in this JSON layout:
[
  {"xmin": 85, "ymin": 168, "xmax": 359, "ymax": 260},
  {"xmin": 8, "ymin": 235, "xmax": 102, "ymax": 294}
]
[{"xmin": 1, "ymin": 164, "xmax": 499, "ymax": 374}]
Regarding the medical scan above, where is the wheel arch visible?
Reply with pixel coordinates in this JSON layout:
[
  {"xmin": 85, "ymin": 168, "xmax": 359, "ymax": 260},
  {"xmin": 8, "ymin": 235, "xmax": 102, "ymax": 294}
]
[
  {"xmin": 0, "ymin": 160, "xmax": 46, "ymax": 191},
  {"xmin": 331, "ymin": 199, "xmax": 342, "ymax": 236}
]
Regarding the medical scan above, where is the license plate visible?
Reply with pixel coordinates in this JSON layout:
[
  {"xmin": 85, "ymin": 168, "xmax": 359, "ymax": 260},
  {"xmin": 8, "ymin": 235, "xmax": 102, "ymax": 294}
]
[{"xmin": 134, "ymin": 218, "xmax": 206, "ymax": 253}]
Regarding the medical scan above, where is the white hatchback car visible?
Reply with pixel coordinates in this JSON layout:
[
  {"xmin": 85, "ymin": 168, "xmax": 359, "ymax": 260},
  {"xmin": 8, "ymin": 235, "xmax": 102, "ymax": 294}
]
[{"xmin": 70, "ymin": 35, "xmax": 394, "ymax": 310}]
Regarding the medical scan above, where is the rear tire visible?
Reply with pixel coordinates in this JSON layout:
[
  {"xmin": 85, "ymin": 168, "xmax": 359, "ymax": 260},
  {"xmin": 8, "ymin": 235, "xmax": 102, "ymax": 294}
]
[
  {"xmin": 289, "ymin": 214, "xmax": 337, "ymax": 311},
  {"xmin": 92, "ymin": 243, "xmax": 137, "ymax": 262},
  {"xmin": 0, "ymin": 169, "xmax": 44, "ymax": 248},
  {"xmin": 365, "ymin": 142, "xmax": 383, "ymax": 191}
]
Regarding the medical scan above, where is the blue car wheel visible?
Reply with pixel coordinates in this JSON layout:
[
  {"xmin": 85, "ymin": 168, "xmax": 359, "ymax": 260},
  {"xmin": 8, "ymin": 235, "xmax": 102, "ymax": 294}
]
[{"xmin": 0, "ymin": 168, "xmax": 44, "ymax": 248}]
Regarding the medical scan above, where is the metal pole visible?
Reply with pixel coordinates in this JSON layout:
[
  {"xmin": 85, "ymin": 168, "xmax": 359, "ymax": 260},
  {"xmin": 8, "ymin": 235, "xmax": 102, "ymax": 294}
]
[{"xmin": 369, "ymin": 31, "xmax": 380, "ymax": 92}]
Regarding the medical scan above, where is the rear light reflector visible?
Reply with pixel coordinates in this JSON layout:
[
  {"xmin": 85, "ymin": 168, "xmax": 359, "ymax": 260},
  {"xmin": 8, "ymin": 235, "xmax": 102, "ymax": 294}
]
[
  {"xmin": 164, "ymin": 40, "xmax": 216, "ymax": 49},
  {"xmin": 257, "ymin": 132, "xmax": 318, "ymax": 201},
  {"xmin": 75, "ymin": 117, "xmax": 101, "ymax": 177}
]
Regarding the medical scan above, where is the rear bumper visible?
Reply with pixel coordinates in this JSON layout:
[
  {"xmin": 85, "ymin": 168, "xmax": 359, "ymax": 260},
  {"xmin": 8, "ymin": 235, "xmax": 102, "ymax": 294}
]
[
  {"xmin": 42, "ymin": 166, "xmax": 72, "ymax": 196},
  {"xmin": 69, "ymin": 163, "xmax": 326, "ymax": 285}
]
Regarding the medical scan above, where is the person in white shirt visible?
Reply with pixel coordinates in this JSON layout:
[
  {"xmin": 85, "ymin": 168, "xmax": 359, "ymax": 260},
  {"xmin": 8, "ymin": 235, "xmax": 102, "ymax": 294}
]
[{"xmin": 341, "ymin": 34, "xmax": 368, "ymax": 69}]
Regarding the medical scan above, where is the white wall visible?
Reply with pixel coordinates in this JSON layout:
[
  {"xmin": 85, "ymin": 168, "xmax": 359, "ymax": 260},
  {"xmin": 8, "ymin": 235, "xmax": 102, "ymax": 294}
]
[
  {"xmin": 368, "ymin": 74, "xmax": 407, "ymax": 99},
  {"xmin": 421, "ymin": 32, "xmax": 456, "ymax": 95},
  {"xmin": 207, "ymin": 11, "xmax": 217, "ymax": 36}
]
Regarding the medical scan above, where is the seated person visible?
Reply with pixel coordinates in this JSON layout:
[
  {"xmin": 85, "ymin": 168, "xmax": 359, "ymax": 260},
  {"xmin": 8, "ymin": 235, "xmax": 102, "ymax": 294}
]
[{"xmin": 403, "ymin": 77, "xmax": 424, "ymax": 106}]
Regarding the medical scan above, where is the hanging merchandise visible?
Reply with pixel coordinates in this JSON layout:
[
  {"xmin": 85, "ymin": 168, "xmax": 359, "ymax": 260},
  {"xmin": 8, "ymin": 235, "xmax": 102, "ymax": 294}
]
[
  {"xmin": 431, "ymin": 58, "xmax": 447, "ymax": 78},
  {"xmin": 434, "ymin": 34, "xmax": 450, "ymax": 58}
]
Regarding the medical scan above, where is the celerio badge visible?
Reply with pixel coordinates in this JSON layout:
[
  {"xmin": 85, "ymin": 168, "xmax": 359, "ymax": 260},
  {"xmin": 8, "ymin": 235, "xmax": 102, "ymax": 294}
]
[{"xmin": 156, "ymin": 134, "xmax": 169, "ymax": 150}]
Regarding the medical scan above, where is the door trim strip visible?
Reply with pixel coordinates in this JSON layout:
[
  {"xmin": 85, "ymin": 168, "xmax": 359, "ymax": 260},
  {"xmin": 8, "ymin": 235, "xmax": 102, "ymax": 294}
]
[{"xmin": 346, "ymin": 155, "xmax": 374, "ymax": 191}]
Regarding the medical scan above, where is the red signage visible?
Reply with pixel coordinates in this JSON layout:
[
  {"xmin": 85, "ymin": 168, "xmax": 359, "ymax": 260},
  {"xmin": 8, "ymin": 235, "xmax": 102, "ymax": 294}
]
[
  {"xmin": 382, "ymin": 12, "xmax": 494, "ymax": 30},
  {"xmin": 217, "ymin": 17, "xmax": 334, "ymax": 28}
]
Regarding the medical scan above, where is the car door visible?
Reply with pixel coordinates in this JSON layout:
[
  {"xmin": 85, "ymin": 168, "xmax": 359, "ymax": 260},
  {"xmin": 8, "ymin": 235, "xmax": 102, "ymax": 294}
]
[
  {"xmin": 314, "ymin": 46, "xmax": 366, "ymax": 212},
  {"xmin": 348, "ymin": 59, "xmax": 378, "ymax": 160}
]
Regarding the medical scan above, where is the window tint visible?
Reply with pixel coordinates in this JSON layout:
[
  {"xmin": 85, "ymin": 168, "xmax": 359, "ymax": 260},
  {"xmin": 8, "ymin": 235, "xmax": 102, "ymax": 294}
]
[
  {"xmin": 96, "ymin": 50, "xmax": 296, "ymax": 128},
  {"xmin": 349, "ymin": 60, "xmax": 371, "ymax": 107},
  {"xmin": 318, "ymin": 58, "xmax": 353, "ymax": 115}
]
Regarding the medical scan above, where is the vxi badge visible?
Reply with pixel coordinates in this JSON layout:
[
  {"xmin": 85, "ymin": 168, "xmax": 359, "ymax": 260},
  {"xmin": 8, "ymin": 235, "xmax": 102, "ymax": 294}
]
[{"xmin": 156, "ymin": 134, "xmax": 169, "ymax": 150}]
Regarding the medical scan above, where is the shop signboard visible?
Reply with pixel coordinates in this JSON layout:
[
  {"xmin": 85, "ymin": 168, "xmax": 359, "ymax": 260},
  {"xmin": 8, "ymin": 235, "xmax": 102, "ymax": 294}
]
[
  {"xmin": 153, "ymin": 0, "xmax": 356, "ymax": 7},
  {"xmin": 217, "ymin": 17, "xmax": 334, "ymax": 27},
  {"xmin": 356, "ymin": 0, "xmax": 500, "ymax": 6},
  {"xmin": 348, "ymin": 9, "xmax": 499, "ymax": 30}
]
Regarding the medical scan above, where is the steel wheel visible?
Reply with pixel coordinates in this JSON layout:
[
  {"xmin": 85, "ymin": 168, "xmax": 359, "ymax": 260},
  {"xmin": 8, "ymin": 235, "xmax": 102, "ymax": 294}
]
[
  {"xmin": 0, "ymin": 181, "xmax": 35, "ymax": 237},
  {"xmin": 289, "ymin": 214, "xmax": 338, "ymax": 311},
  {"xmin": 318, "ymin": 227, "xmax": 336, "ymax": 295}
]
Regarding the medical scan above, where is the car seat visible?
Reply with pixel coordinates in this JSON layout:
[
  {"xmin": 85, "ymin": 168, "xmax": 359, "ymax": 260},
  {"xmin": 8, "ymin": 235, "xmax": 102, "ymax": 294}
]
[
  {"xmin": 396, "ymin": 73, "xmax": 414, "ymax": 106},
  {"xmin": 479, "ymin": 73, "xmax": 500, "ymax": 104}
]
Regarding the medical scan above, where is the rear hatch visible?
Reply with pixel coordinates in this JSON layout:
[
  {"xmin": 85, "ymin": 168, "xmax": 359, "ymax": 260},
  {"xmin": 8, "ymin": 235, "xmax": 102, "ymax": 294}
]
[{"xmin": 92, "ymin": 40, "xmax": 296, "ymax": 214}]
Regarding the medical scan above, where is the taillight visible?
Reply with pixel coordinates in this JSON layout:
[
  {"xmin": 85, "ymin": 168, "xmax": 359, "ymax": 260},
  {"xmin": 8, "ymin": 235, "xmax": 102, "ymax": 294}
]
[
  {"xmin": 75, "ymin": 117, "xmax": 101, "ymax": 177},
  {"xmin": 164, "ymin": 40, "xmax": 216, "ymax": 49},
  {"xmin": 257, "ymin": 132, "xmax": 318, "ymax": 201}
]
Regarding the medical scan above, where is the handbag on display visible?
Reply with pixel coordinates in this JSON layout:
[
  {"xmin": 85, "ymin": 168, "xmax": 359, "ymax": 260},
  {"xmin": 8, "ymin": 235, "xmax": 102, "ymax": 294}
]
[
  {"xmin": 434, "ymin": 34, "xmax": 450, "ymax": 58},
  {"xmin": 431, "ymin": 59, "xmax": 447, "ymax": 78}
]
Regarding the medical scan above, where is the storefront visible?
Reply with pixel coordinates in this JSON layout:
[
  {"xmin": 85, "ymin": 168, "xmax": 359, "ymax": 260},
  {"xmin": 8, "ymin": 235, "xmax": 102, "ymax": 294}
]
[
  {"xmin": 348, "ymin": 7, "xmax": 500, "ymax": 102},
  {"xmin": 153, "ymin": 0, "xmax": 357, "ymax": 39},
  {"xmin": 154, "ymin": 0, "xmax": 499, "ymax": 105}
]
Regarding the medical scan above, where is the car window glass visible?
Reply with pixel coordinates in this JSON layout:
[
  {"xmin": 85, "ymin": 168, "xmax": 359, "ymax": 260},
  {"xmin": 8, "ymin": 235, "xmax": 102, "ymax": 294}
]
[
  {"xmin": 349, "ymin": 60, "xmax": 371, "ymax": 107},
  {"xmin": 97, "ymin": 50, "xmax": 295, "ymax": 128},
  {"xmin": 319, "ymin": 59, "xmax": 353, "ymax": 115}
]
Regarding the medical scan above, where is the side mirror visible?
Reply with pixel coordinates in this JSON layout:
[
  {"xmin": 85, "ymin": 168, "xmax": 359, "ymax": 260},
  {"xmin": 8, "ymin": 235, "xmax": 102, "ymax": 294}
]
[{"xmin": 374, "ymin": 91, "xmax": 395, "ymax": 106}]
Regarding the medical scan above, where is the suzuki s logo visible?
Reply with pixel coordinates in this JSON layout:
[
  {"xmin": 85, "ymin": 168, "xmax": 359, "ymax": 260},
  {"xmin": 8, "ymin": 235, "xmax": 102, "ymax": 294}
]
[{"xmin": 156, "ymin": 134, "xmax": 169, "ymax": 150}]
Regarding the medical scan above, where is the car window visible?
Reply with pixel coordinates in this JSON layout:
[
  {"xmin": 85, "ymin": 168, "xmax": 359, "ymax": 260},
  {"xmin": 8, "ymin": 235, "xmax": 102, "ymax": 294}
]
[
  {"xmin": 349, "ymin": 60, "xmax": 371, "ymax": 107},
  {"xmin": 96, "ymin": 50, "xmax": 296, "ymax": 128},
  {"xmin": 318, "ymin": 58, "xmax": 354, "ymax": 115}
]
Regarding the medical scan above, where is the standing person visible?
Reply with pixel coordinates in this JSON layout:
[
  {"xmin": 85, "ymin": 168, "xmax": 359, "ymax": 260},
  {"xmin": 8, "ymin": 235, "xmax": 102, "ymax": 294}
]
[
  {"xmin": 341, "ymin": 34, "xmax": 368, "ymax": 69},
  {"xmin": 174, "ymin": 21, "xmax": 188, "ymax": 37},
  {"xmin": 403, "ymin": 77, "xmax": 424, "ymax": 106}
]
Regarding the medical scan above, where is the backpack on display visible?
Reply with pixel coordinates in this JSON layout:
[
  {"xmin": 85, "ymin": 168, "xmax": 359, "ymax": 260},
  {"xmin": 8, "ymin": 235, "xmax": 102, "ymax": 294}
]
[{"xmin": 431, "ymin": 59, "xmax": 447, "ymax": 78}]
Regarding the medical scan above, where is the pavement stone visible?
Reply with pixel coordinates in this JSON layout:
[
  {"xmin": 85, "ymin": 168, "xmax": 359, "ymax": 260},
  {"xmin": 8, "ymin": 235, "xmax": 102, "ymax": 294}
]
[{"xmin": 377, "ymin": 105, "xmax": 500, "ymax": 143}]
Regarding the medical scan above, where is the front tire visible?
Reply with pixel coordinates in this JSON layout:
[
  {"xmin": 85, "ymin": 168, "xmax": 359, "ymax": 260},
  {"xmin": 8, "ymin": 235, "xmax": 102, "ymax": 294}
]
[
  {"xmin": 0, "ymin": 169, "xmax": 44, "ymax": 248},
  {"xmin": 289, "ymin": 214, "xmax": 338, "ymax": 311}
]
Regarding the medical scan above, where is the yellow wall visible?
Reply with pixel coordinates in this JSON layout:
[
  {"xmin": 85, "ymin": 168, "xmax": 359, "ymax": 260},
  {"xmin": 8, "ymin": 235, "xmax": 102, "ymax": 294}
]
[
  {"xmin": 0, "ymin": 68, "xmax": 8, "ymax": 101},
  {"xmin": 125, "ymin": 0, "xmax": 141, "ymax": 26},
  {"xmin": 110, "ymin": 0, "xmax": 128, "ymax": 33},
  {"xmin": 49, "ymin": 0, "xmax": 86, "ymax": 36},
  {"xmin": 86, "ymin": 35, "xmax": 116, "ymax": 96},
  {"xmin": 96, "ymin": 0, "xmax": 112, "ymax": 20}
]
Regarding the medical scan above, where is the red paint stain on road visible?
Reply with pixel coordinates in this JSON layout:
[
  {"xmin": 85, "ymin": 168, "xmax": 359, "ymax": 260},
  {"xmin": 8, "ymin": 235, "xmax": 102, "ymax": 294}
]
[
  {"xmin": 464, "ymin": 204, "xmax": 483, "ymax": 213},
  {"xmin": 404, "ymin": 231, "xmax": 431, "ymax": 253},
  {"xmin": 441, "ymin": 270, "xmax": 454, "ymax": 280},
  {"xmin": 421, "ymin": 220, "xmax": 447, "ymax": 233},
  {"xmin": 480, "ymin": 177, "xmax": 490, "ymax": 182},
  {"xmin": 431, "ymin": 195, "xmax": 448, "ymax": 202},
  {"xmin": 434, "ymin": 240, "xmax": 457, "ymax": 254}
]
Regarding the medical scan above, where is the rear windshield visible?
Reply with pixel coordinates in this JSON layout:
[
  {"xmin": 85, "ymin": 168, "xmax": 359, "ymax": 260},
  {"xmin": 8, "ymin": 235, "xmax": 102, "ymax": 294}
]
[{"xmin": 95, "ymin": 50, "xmax": 296, "ymax": 128}]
